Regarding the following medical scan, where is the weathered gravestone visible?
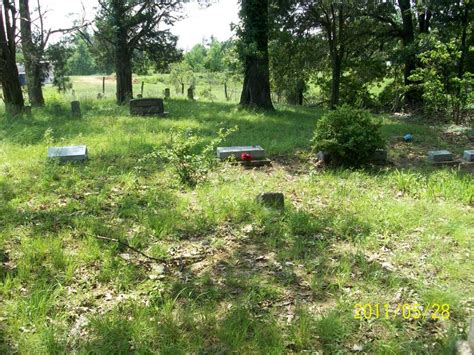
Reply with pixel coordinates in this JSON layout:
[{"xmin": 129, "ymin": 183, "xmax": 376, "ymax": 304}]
[
  {"xmin": 129, "ymin": 98, "xmax": 168, "ymax": 116},
  {"xmin": 48, "ymin": 145, "xmax": 88, "ymax": 163},
  {"xmin": 428, "ymin": 150, "xmax": 453, "ymax": 163},
  {"xmin": 257, "ymin": 193, "xmax": 284, "ymax": 209},
  {"xmin": 463, "ymin": 150, "xmax": 474, "ymax": 162},
  {"xmin": 71, "ymin": 101, "xmax": 81, "ymax": 118},
  {"xmin": 164, "ymin": 88, "xmax": 170, "ymax": 99},
  {"xmin": 217, "ymin": 146, "xmax": 266, "ymax": 160}
]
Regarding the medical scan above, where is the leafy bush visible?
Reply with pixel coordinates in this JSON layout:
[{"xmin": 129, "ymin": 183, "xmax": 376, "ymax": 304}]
[
  {"xmin": 311, "ymin": 105, "xmax": 385, "ymax": 166},
  {"xmin": 161, "ymin": 126, "xmax": 238, "ymax": 187},
  {"xmin": 409, "ymin": 38, "xmax": 474, "ymax": 123}
]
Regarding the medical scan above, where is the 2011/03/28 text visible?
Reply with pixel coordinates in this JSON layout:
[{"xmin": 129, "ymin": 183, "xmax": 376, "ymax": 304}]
[{"xmin": 353, "ymin": 303, "xmax": 450, "ymax": 320}]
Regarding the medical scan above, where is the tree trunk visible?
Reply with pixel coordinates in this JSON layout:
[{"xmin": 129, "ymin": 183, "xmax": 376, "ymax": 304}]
[
  {"xmin": 0, "ymin": 3, "xmax": 25, "ymax": 115},
  {"xmin": 325, "ymin": 4, "xmax": 345, "ymax": 110},
  {"xmin": 19, "ymin": 0, "xmax": 44, "ymax": 106},
  {"xmin": 457, "ymin": 4, "xmax": 469, "ymax": 80},
  {"xmin": 330, "ymin": 55, "xmax": 342, "ymax": 109},
  {"xmin": 239, "ymin": 0, "xmax": 274, "ymax": 110},
  {"xmin": 181, "ymin": 83, "xmax": 184, "ymax": 95},
  {"xmin": 297, "ymin": 79, "xmax": 304, "ymax": 106},
  {"xmin": 240, "ymin": 57, "xmax": 274, "ymax": 109},
  {"xmin": 398, "ymin": 0, "xmax": 421, "ymax": 106},
  {"xmin": 115, "ymin": 44, "xmax": 133, "ymax": 104},
  {"xmin": 224, "ymin": 81, "xmax": 228, "ymax": 100}
]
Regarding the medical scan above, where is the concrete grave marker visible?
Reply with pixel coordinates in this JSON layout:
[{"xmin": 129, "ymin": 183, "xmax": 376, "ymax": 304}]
[
  {"xmin": 463, "ymin": 150, "xmax": 474, "ymax": 162},
  {"xmin": 217, "ymin": 146, "xmax": 266, "ymax": 160},
  {"xmin": 48, "ymin": 145, "xmax": 88, "ymax": 162},
  {"xmin": 130, "ymin": 98, "xmax": 168, "ymax": 116},
  {"xmin": 428, "ymin": 150, "xmax": 453, "ymax": 163}
]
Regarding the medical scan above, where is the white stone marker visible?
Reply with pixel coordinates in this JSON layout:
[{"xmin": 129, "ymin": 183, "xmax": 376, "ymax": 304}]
[
  {"xmin": 48, "ymin": 145, "xmax": 88, "ymax": 162},
  {"xmin": 428, "ymin": 150, "xmax": 453, "ymax": 162},
  {"xmin": 217, "ymin": 146, "xmax": 266, "ymax": 160},
  {"xmin": 463, "ymin": 150, "xmax": 474, "ymax": 162}
]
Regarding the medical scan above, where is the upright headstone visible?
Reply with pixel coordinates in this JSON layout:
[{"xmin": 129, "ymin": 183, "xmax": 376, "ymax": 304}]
[
  {"xmin": 130, "ymin": 98, "xmax": 168, "ymax": 116},
  {"xmin": 428, "ymin": 150, "xmax": 453, "ymax": 163},
  {"xmin": 48, "ymin": 145, "xmax": 88, "ymax": 163},
  {"xmin": 164, "ymin": 88, "xmax": 170, "ymax": 99},
  {"xmin": 217, "ymin": 146, "xmax": 266, "ymax": 160},
  {"xmin": 187, "ymin": 87, "xmax": 194, "ymax": 100},
  {"xmin": 463, "ymin": 150, "xmax": 474, "ymax": 162},
  {"xmin": 71, "ymin": 101, "xmax": 81, "ymax": 118}
]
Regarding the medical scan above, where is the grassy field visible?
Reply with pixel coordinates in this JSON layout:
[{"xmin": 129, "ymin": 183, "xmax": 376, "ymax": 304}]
[{"xmin": 0, "ymin": 79, "xmax": 473, "ymax": 353}]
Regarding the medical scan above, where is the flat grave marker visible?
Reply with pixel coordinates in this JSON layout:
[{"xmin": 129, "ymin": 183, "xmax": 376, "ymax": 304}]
[
  {"xmin": 48, "ymin": 145, "xmax": 88, "ymax": 163},
  {"xmin": 217, "ymin": 146, "xmax": 270, "ymax": 167},
  {"xmin": 217, "ymin": 146, "xmax": 266, "ymax": 160},
  {"xmin": 428, "ymin": 150, "xmax": 454, "ymax": 163}
]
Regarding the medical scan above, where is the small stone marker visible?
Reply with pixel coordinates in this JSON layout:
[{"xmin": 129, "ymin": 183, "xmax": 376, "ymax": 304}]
[
  {"xmin": 71, "ymin": 101, "xmax": 81, "ymax": 118},
  {"xmin": 463, "ymin": 150, "xmax": 474, "ymax": 162},
  {"xmin": 48, "ymin": 145, "xmax": 88, "ymax": 163},
  {"xmin": 428, "ymin": 150, "xmax": 453, "ymax": 163},
  {"xmin": 129, "ymin": 98, "xmax": 168, "ymax": 116},
  {"xmin": 257, "ymin": 193, "xmax": 284, "ymax": 209},
  {"xmin": 164, "ymin": 88, "xmax": 170, "ymax": 99},
  {"xmin": 217, "ymin": 146, "xmax": 266, "ymax": 160}
]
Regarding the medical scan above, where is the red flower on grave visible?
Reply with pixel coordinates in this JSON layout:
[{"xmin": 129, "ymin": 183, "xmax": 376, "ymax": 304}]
[{"xmin": 241, "ymin": 153, "xmax": 252, "ymax": 161}]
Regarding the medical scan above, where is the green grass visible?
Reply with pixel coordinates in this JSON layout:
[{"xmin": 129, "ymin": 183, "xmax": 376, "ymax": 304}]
[{"xmin": 0, "ymin": 80, "xmax": 473, "ymax": 353}]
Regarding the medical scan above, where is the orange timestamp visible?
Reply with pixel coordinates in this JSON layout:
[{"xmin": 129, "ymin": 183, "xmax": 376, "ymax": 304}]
[{"xmin": 354, "ymin": 303, "xmax": 450, "ymax": 320}]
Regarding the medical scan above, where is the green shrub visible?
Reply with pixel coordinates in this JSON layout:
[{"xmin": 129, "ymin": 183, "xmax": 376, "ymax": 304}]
[
  {"xmin": 161, "ymin": 126, "xmax": 238, "ymax": 187},
  {"xmin": 311, "ymin": 105, "xmax": 385, "ymax": 166}
]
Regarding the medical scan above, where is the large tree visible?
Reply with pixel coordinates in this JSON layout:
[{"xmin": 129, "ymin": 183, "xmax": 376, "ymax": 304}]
[
  {"xmin": 0, "ymin": 0, "xmax": 24, "ymax": 115},
  {"xmin": 95, "ymin": 0, "xmax": 181, "ymax": 104},
  {"xmin": 19, "ymin": 0, "xmax": 44, "ymax": 106},
  {"xmin": 238, "ymin": 0, "xmax": 274, "ymax": 110},
  {"xmin": 19, "ymin": 0, "xmax": 87, "ymax": 107}
]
